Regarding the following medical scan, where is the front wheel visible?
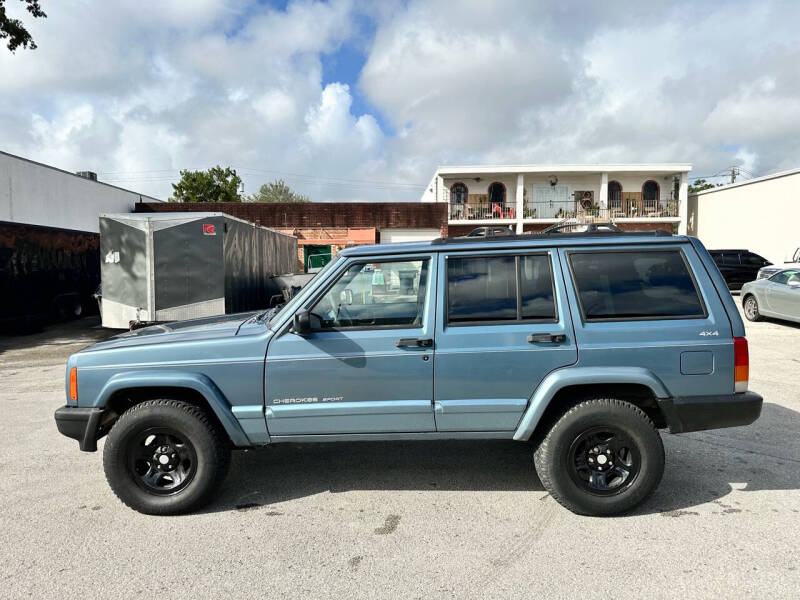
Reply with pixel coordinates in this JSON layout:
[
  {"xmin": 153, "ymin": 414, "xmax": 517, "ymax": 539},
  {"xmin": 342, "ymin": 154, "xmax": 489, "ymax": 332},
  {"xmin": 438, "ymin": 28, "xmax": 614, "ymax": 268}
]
[
  {"xmin": 533, "ymin": 399, "xmax": 664, "ymax": 516},
  {"xmin": 103, "ymin": 399, "xmax": 230, "ymax": 515},
  {"xmin": 743, "ymin": 295, "xmax": 761, "ymax": 321}
]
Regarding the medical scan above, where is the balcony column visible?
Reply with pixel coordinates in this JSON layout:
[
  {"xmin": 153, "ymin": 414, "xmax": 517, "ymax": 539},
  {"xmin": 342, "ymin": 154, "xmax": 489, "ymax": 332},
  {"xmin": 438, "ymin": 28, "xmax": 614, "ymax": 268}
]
[
  {"xmin": 599, "ymin": 172, "xmax": 608, "ymax": 210},
  {"xmin": 678, "ymin": 172, "xmax": 688, "ymax": 234},
  {"xmin": 515, "ymin": 173, "xmax": 524, "ymax": 234}
]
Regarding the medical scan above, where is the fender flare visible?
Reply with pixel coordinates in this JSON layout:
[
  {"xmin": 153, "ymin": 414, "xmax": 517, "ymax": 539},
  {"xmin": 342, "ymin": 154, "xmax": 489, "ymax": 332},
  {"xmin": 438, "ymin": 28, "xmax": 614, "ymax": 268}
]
[
  {"xmin": 96, "ymin": 370, "xmax": 251, "ymax": 447},
  {"xmin": 513, "ymin": 367, "xmax": 670, "ymax": 441}
]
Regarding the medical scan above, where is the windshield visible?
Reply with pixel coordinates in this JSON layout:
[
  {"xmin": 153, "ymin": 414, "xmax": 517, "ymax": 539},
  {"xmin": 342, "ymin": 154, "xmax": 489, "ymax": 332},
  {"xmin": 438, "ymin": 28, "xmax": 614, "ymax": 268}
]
[{"xmin": 266, "ymin": 255, "xmax": 342, "ymax": 327}]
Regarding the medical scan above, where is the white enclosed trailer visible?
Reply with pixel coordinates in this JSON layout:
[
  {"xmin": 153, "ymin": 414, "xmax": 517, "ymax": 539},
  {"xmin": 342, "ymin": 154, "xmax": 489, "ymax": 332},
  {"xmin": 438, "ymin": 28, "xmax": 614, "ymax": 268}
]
[{"xmin": 99, "ymin": 213, "xmax": 297, "ymax": 328}]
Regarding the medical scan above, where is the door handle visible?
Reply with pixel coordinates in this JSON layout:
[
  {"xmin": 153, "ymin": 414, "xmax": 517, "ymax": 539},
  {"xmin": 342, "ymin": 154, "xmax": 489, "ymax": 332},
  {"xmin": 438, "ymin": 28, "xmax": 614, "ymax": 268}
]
[
  {"xmin": 396, "ymin": 338, "xmax": 433, "ymax": 348},
  {"xmin": 527, "ymin": 333, "xmax": 566, "ymax": 343}
]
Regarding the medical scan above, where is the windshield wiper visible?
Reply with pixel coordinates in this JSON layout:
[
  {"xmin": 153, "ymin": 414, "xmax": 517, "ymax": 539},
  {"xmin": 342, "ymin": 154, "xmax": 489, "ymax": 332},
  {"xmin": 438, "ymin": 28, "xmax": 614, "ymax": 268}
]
[{"xmin": 256, "ymin": 306, "xmax": 280, "ymax": 323}]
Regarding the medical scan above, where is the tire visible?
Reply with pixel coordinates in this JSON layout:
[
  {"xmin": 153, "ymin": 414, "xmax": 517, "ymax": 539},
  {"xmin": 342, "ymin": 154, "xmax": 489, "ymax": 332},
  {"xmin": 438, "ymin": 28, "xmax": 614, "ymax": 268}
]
[
  {"xmin": 533, "ymin": 399, "xmax": 664, "ymax": 516},
  {"xmin": 103, "ymin": 399, "xmax": 230, "ymax": 515},
  {"xmin": 743, "ymin": 295, "xmax": 761, "ymax": 321}
]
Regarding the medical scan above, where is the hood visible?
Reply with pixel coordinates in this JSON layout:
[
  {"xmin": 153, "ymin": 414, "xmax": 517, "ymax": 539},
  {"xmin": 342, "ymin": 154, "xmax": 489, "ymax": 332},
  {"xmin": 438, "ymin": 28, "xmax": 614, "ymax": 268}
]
[{"xmin": 81, "ymin": 311, "xmax": 262, "ymax": 352}]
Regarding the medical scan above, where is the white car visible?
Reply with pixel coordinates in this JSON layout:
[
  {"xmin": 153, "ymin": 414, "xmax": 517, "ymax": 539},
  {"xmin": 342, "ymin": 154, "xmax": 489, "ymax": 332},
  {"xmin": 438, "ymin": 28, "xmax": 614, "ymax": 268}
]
[
  {"xmin": 757, "ymin": 247, "xmax": 800, "ymax": 279},
  {"xmin": 742, "ymin": 268, "xmax": 800, "ymax": 324}
]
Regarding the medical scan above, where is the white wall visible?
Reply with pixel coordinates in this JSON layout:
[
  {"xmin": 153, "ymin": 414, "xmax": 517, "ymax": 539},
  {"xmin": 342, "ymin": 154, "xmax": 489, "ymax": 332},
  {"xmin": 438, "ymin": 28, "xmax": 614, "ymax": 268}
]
[
  {"xmin": 440, "ymin": 172, "xmax": 677, "ymax": 208},
  {"xmin": 0, "ymin": 152, "xmax": 161, "ymax": 233},
  {"xmin": 688, "ymin": 170, "xmax": 800, "ymax": 264}
]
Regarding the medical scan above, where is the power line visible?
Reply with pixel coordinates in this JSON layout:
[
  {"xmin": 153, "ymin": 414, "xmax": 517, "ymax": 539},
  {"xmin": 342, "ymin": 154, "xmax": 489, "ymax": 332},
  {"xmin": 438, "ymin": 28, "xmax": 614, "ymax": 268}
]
[{"xmin": 100, "ymin": 166, "xmax": 427, "ymax": 189}]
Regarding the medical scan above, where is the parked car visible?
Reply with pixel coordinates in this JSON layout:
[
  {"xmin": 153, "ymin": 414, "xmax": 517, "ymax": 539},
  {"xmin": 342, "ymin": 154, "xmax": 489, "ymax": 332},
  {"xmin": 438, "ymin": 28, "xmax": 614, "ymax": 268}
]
[
  {"xmin": 465, "ymin": 226, "xmax": 514, "ymax": 237},
  {"xmin": 709, "ymin": 249, "xmax": 771, "ymax": 289},
  {"xmin": 55, "ymin": 231, "xmax": 762, "ymax": 517},
  {"xmin": 756, "ymin": 246, "xmax": 800, "ymax": 279},
  {"xmin": 741, "ymin": 268, "xmax": 800, "ymax": 324},
  {"xmin": 542, "ymin": 222, "xmax": 622, "ymax": 234}
]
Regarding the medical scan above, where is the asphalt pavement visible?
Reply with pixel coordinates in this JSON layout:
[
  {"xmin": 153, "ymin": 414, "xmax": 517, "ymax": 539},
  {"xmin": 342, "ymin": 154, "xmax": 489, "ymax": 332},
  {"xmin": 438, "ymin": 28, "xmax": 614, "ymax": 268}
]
[{"xmin": 1, "ymin": 309, "xmax": 798, "ymax": 599}]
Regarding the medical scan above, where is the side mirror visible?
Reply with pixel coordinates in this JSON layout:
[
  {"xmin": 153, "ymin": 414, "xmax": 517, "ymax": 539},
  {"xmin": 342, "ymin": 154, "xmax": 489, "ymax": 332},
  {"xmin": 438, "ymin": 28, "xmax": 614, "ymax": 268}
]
[
  {"xmin": 788, "ymin": 280, "xmax": 800, "ymax": 288},
  {"xmin": 293, "ymin": 310, "xmax": 311, "ymax": 335},
  {"xmin": 340, "ymin": 289, "xmax": 353, "ymax": 305}
]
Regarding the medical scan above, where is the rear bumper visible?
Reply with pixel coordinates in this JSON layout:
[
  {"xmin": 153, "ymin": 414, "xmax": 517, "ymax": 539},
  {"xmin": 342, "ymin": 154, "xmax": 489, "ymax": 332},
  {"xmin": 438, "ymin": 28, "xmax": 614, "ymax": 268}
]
[
  {"xmin": 54, "ymin": 406, "xmax": 104, "ymax": 452},
  {"xmin": 658, "ymin": 392, "xmax": 763, "ymax": 434}
]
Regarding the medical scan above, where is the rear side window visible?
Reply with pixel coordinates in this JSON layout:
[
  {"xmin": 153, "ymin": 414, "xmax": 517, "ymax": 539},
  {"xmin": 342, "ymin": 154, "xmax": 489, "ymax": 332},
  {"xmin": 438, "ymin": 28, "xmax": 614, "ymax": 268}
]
[
  {"xmin": 447, "ymin": 254, "xmax": 556, "ymax": 323},
  {"xmin": 742, "ymin": 252, "xmax": 766, "ymax": 266},
  {"xmin": 722, "ymin": 253, "xmax": 741, "ymax": 265},
  {"xmin": 447, "ymin": 256, "xmax": 517, "ymax": 322},
  {"xmin": 569, "ymin": 250, "xmax": 705, "ymax": 320},
  {"xmin": 520, "ymin": 255, "xmax": 556, "ymax": 319}
]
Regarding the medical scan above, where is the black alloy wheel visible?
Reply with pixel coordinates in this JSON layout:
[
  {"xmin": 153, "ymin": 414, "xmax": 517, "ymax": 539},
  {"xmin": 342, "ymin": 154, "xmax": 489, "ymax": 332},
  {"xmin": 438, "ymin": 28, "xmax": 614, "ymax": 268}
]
[
  {"xmin": 104, "ymin": 399, "xmax": 230, "ymax": 515},
  {"xmin": 567, "ymin": 426, "xmax": 639, "ymax": 495},
  {"xmin": 533, "ymin": 398, "xmax": 665, "ymax": 516},
  {"xmin": 127, "ymin": 428, "xmax": 197, "ymax": 495}
]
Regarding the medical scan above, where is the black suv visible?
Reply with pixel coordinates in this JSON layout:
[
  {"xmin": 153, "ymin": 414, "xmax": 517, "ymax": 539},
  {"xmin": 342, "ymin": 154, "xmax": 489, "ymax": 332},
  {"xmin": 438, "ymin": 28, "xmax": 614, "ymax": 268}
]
[{"xmin": 709, "ymin": 249, "xmax": 771, "ymax": 290}]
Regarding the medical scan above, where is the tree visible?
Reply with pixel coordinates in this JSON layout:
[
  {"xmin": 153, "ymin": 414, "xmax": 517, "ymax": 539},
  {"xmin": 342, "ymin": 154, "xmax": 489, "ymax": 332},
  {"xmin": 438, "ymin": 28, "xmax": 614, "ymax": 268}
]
[
  {"xmin": 170, "ymin": 166, "xmax": 242, "ymax": 203},
  {"xmin": 688, "ymin": 179, "xmax": 722, "ymax": 194},
  {"xmin": 1, "ymin": 0, "xmax": 46, "ymax": 52},
  {"xmin": 246, "ymin": 179, "xmax": 310, "ymax": 203}
]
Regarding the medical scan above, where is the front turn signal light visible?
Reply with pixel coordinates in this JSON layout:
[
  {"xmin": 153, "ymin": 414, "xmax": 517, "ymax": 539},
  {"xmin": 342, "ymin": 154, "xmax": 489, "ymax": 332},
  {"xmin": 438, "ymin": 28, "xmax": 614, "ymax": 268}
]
[{"xmin": 69, "ymin": 367, "xmax": 78, "ymax": 402}]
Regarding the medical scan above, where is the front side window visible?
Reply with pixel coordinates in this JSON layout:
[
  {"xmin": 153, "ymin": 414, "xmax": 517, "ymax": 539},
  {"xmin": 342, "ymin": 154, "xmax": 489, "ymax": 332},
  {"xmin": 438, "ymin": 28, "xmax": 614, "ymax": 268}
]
[
  {"xmin": 569, "ymin": 250, "xmax": 705, "ymax": 320},
  {"xmin": 309, "ymin": 259, "xmax": 428, "ymax": 329},
  {"xmin": 447, "ymin": 254, "xmax": 556, "ymax": 323},
  {"xmin": 770, "ymin": 269, "xmax": 800, "ymax": 285}
]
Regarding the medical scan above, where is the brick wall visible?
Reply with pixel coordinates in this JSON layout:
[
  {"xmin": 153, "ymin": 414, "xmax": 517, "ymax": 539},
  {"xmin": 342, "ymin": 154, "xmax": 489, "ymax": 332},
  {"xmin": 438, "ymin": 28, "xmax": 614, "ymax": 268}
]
[{"xmin": 135, "ymin": 201, "xmax": 448, "ymax": 231}]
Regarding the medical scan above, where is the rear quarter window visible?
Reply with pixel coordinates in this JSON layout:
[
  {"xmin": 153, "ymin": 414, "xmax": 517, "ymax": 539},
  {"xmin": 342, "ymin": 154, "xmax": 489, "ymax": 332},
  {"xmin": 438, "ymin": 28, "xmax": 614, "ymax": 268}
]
[{"xmin": 568, "ymin": 249, "xmax": 706, "ymax": 321}]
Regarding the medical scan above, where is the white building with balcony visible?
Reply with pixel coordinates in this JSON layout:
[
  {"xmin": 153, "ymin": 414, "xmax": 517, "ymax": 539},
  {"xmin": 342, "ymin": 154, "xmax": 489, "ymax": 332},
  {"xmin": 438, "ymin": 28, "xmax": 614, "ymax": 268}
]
[{"xmin": 420, "ymin": 164, "xmax": 692, "ymax": 236}]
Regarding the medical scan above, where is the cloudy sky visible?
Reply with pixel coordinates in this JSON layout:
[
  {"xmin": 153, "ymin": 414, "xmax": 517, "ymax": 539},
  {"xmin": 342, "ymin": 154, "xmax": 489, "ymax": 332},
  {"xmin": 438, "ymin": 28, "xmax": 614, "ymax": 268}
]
[{"xmin": 2, "ymin": 0, "xmax": 799, "ymax": 201}]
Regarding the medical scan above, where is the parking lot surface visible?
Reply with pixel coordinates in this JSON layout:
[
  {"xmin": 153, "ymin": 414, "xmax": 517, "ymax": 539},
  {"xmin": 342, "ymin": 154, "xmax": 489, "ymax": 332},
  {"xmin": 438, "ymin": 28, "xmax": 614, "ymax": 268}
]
[{"xmin": 1, "ymin": 310, "xmax": 799, "ymax": 599}]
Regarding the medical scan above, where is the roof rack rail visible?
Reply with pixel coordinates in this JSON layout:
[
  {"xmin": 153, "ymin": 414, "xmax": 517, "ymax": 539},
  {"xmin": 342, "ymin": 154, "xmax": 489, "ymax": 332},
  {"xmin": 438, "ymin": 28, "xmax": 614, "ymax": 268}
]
[{"xmin": 431, "ymin": 229, "xmax": 675, "ymax": 245}]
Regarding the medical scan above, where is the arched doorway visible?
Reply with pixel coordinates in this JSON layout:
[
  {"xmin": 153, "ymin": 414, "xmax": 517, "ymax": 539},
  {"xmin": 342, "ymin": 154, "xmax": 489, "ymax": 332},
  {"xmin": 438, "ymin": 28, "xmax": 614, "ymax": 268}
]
[
  {"xmin": 608, "ymin": 181, "xmax": 622, "ymax": 215},
  {"xmin": 488, "ymin": 182, "xmax": 507, "ymax": 218},
  {"xmin": 450, "ymin": 182, "xmax": 468, "ymax": 219},
  {"xmin": 642, "ymin": 180, "xmax": 660, "ymax": 214}
]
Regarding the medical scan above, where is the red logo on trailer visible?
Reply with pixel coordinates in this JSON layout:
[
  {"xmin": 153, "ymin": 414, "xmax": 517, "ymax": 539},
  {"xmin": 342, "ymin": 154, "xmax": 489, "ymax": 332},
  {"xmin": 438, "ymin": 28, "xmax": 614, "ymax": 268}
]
[{"xmin": 202, "ymin": 224, "xmax": 216, "ymax": 236}]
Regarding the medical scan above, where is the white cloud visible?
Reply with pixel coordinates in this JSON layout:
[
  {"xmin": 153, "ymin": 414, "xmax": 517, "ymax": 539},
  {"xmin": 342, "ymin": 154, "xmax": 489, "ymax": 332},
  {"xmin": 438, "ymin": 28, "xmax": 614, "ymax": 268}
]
[{"xmin": 1, "ymin": 0, "xmax": 800, "ymax": 202}]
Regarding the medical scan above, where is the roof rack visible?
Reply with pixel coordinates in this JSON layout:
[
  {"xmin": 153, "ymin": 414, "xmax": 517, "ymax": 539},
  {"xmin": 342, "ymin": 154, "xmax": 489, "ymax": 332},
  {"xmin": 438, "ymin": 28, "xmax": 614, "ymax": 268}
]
[{"xmin": 431, "ymin": 229, "xmax": 675, "ymax": 245}]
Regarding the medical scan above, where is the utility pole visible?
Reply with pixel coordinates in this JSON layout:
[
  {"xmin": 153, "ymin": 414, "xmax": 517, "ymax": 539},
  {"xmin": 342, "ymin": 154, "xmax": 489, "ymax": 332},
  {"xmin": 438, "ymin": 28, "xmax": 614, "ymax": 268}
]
[{"xmin": 730, "ymin": 167, "xmax": 738, "ymax": 184}]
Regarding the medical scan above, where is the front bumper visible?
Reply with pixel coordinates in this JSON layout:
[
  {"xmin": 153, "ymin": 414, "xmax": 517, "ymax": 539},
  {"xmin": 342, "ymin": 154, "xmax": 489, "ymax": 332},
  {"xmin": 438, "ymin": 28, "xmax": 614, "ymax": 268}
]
[
  {"xmin": 658, "ymin": 392, "xmax": 763, "ymax": 434},
  {"xmin": 54, "ymin": 406, "xmax": 105, "ymax": 452}
]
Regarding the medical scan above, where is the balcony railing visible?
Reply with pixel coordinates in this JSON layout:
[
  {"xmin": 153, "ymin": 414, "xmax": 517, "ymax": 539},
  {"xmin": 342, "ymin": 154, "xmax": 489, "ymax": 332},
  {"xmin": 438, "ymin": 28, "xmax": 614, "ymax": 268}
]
[
  {"xmin": 449, "ymin": 200, "xmax": 516, "ymax": 220},
  {"xmin": 522, "ymin": 197, "xmax": 678, "ymax": 220},
  {"xmin": 446, "ymin": 190, "xmax": 679, "ymax": 221}
]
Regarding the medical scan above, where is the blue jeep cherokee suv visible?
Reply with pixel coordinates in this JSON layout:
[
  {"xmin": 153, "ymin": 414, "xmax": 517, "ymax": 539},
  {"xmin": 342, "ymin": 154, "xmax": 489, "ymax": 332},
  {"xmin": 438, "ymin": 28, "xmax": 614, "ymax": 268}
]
[{"xmin": 55, "ymin": 231, "xmax": 762, "ymax": 516}]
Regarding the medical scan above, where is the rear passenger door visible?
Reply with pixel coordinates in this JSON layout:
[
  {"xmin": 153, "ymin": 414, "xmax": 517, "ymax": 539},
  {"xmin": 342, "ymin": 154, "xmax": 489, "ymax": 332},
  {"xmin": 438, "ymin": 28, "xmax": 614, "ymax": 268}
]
[{"xmin": 432, "ymin": 249, "xmax": 577, "ymax": 431}]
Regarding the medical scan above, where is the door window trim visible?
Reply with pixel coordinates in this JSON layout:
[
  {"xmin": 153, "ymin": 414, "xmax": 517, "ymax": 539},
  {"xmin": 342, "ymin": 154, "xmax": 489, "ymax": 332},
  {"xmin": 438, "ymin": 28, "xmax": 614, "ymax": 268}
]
[
  {"xmin": 565, "ymin": 247, "xmax": 709, "ymax": 323},
  {"xmin": 444, "ymin": 251, "xmax": 559, "ymax": 327},
  {"xmin": 301, "ymin": 256, "xmax": 433, "ymax": 332}
]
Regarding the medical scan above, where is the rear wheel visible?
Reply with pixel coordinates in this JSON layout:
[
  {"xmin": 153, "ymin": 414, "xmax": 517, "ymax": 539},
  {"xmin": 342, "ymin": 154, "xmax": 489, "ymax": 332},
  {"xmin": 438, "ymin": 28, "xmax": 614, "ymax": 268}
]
[
  {"xmin": 534, "ymin": 399, "xmax": 664, "ymax": 516},
  {"xmin": 103, "ymin": 399, "xmax": 230, "ymax": 515},
  {"xmin": 743, "ymin": 295, "xmax": 761, "ymax": 321}
]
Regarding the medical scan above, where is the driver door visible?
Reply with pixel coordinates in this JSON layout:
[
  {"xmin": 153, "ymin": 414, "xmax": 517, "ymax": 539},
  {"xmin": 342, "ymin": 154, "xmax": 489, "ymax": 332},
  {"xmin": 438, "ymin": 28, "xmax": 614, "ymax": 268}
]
[
  {"xmin": 264, "ymin": 255, "xmax": 437, "ymax": 436},
  {"xmin": 767, "ymin": 269, "xmax": 800, "ymax": 316}
]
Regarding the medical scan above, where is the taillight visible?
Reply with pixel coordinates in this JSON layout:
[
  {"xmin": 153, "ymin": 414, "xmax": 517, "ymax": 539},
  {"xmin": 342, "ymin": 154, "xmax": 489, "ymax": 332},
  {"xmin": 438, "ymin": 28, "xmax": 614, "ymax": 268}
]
[
  {"xmin": 69, "ymin": 367, "xmax": 78, "ymax": 402},
  {"xmin": 734, "ymin": 337, "xmax": 749, "ymax": 393}
]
